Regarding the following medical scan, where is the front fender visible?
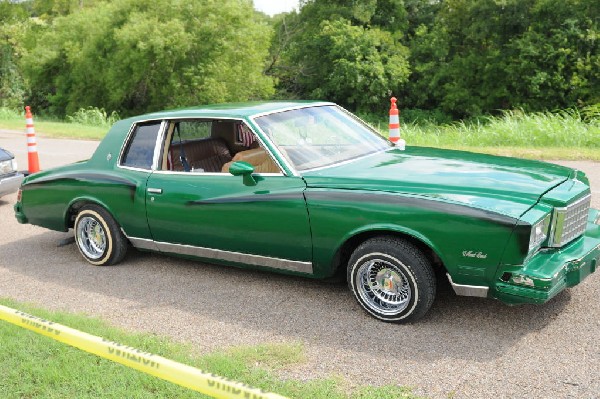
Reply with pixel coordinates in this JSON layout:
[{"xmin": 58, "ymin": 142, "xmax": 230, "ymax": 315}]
[
  {"xmin": 305, "ymin": 188, "xmax": 517, "ymax": 284},
  {"xmin": 334, "ymin": 223, "xmax": 449, "ymax": 268}
]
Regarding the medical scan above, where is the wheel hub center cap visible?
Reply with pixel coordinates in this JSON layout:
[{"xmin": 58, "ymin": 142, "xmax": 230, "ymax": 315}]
[
  {"xmin": 375, "ymin": 269, "xmax": 402, "ymax": 294},
  {"xmin": 93, "ymin": 225, "xmax": 102, "ymax": 244}
]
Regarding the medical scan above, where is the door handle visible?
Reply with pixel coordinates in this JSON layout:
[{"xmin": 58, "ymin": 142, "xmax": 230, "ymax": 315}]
[{"xmin": 147, "ymin": 188, "xmax": 163, "ymax": 194}]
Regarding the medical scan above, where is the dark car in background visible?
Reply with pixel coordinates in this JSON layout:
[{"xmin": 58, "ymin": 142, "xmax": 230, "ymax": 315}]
[{"xmin": 0, "ymin": 148, "xmax": 24, "ymax": 198}]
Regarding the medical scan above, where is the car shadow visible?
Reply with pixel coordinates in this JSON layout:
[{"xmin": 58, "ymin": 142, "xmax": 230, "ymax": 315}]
[{"xmin": 0, "ymin": 230, "xmax": 571, "ymax": 363}]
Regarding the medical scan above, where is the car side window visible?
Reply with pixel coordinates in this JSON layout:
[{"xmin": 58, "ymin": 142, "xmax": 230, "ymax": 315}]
[
  {"xmin": 159, "ymin": 119, "xmax": 282, "ymax": 174},
  {"xmin": 121, "ymin": 122, "xmax": 162, "ymax": 170}
]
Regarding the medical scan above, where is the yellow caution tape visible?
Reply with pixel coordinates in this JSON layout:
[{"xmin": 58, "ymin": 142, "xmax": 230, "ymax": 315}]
[{"xmin": 0, "ymin": 304, "xmax": 288, "ymax": 399}]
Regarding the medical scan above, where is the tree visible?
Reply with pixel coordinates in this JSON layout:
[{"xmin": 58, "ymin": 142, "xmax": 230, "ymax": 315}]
[
  {"xmin": 23, "ymin": 0, "xmax": 274, "ymax": 116},
  {"xmin": 269, "ymin": 0, "xmax": 410, "ymax": 113},
  {"xmin": 0, "ymin": 1, "xmax": 30, "ymax": 109},
  {"xmin": 403, "ymin": 0, "xmax": 599, "ymax": 117},
  {"xmin": 505, "ymin": 0, "xmax": 600, "ymax": 110}
]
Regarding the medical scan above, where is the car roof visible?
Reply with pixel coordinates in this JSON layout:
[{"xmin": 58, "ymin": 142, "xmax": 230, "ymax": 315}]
[{"xmin": 123, "ymin": 101, "xmax": 334, "ymax": 123}]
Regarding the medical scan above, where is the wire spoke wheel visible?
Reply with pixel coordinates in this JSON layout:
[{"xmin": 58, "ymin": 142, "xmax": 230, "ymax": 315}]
[
  {"xmin": 76, "ymin": 216, "xmax": 106, "ymax": 260},
  {"xmin": 348, "ymin": 237, "xmax": 436, "ymax": 323},
  {"xmin": 357, "ymin": 259, "xmax": 411, "ymax": 315},
  {"xmin": 73, "ymin": 205, "xmax": 127, "ymax": 266}
]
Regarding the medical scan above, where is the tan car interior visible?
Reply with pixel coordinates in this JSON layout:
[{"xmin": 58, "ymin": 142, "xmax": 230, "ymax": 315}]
[{"xmin": 162, "ymin": 121, "xmax": 281, "ymax": 174}]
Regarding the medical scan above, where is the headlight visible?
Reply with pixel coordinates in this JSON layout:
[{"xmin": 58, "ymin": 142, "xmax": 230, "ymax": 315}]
[
  {"xmin": 529, "ymin": 213, "xmax": 551, "ymax": 251},
  {"xmin": 11, "ymin": 158, "xmax": 17, "ymax": 171},
  {"xmin": 0, "ymin": 159, "xmax": 14, "ymax": 174},
  {"xmin": 595, "ymin": 213, "xmax": 600, "ymax": 226}
]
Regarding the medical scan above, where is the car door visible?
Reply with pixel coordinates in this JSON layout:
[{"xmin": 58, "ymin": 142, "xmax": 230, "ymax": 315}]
[
  {"xmin": 111, "ymin": 120, "xmax": 164, "ymax": 239},
  {"xmin": 144, "ymin": 119, "xmax": 313, "ymax": 274}
]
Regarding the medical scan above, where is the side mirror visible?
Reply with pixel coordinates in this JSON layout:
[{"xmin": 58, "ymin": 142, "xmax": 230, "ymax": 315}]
[{"xmin": 229, "ymin": 161, "xmax": 257, "ymax": 186}]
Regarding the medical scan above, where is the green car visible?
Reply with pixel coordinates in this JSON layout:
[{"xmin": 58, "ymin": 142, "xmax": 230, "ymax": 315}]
[{"xmin": 14, "ymin": 102, "xmax": 600, "ymax": 322}]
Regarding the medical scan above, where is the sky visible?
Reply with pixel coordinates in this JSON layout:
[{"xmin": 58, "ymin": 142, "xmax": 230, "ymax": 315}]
[{"xmin": 253, "ymin": 0, "xmax": 300, "ymax": 16}]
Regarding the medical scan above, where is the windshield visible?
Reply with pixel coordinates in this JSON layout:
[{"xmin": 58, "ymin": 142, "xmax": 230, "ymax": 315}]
[{"xmin": 254, "ymin": 105, "xmax": 391, "ymax": 171}]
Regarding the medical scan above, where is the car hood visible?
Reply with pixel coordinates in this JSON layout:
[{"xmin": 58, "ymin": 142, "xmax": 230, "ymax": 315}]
[
  {"xmin": 301, "ymin": 147, "xmax": 574, "ymax": 219},
  {"xmin": 0, "ymin": 147, "xmax": 13, "ymax": 162}
]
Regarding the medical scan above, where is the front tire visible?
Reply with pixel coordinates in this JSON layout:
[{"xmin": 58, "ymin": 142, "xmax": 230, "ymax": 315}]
[
  {"xmin": 74, "ymin": 205, "xmax": 127, "ymax": 266},
  {"xmin": 348, "ymin": 237, "xmax": 436, "ymax": 323}
]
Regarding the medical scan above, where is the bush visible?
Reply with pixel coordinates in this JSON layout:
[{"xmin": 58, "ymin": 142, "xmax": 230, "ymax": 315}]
[
  {"xmin": 582, "ymin": 104, "xmax": 600, "ymax": 122},
  {"xmin": 66, "ymin": 107, "xmax": 120, "ymax": 127},
  {"xmin": 357, "ymin": 108, "xmax": 453, "ymax": 131},
  {"xmin": 0, "ymin": 107, "xmax": 21, "ymax": 120}
]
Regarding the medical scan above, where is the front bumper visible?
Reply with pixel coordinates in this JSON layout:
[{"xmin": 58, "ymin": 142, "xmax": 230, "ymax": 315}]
[
  {"xmin": 493, "ymin": 208, "xmax": 600, "ymax": 305},
  {"xmin": 0, "ymin": 172, "xmax": 24, "ymax": 198}
]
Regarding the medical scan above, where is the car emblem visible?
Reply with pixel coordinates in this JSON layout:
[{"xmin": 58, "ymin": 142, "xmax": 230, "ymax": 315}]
[{"xmin": 462, "ymin": 250, "xmax": 488, "ymax": 259}]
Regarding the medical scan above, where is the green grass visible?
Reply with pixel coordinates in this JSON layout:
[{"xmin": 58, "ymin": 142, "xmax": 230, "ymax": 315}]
[
  {"xmin": 2, "ymin": 107, "xmax": 598, "ymax": 160},
  {"xmin": 0, "ymin": 298, "xmax": 420, "ymax": 399},
  {"xmin": 367, "ymin": 108, "xmax": 600, "ymax": 160},
  {"xmin": 399, "ymin": 109, "xmax": 599, "ymax": 148},
  {"xmin": 0, "ymin": 108, "xmax": 110, "ymax": 140}
]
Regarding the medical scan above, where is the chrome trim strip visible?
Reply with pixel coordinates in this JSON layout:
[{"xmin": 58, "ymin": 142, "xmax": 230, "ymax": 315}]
[
  {"xmin": 127, "ymin": 237, "xmax": 313, "ymax": 274},
  {"xmin": 117, "ymin": 122, "xmax": 137, "ymax": 168},
  {"xmin": 252, "ymin": 172, "xmax": 284, "ymax": 177},
  {"xmin": 151, "ymin": 121, "xmax": 168, "ymax": 171},
  {"xmin": 248, "ymin": 102, "xmax": 334, "ymax": 119},
  {"xmin": 129, "ymin": 236, "xmax": 160, "ymax": 252},
  {"xmin": 548, "ymin": 206, "xmax": 566, "ymax": 247},
  {"xmin": 150, "ymin": 170, "xmax": 285, "ymax": 177},
  {"xmin": 447, "ymin": 274, "xmax": 489, "ymax": 298}
]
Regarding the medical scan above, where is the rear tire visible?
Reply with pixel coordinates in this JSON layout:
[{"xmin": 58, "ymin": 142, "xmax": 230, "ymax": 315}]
[
  {"xmin": 348, "ymin": 236, "xmax": 436, "ymax": 323},
  {"xmin": 74, "ymin": 205, "xmax": 127, "ymax": 266}
]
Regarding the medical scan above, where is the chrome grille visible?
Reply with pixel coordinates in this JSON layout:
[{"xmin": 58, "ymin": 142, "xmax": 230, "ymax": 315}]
[{"xmin": 549, "ymin": 194, "xmax": 591, "ymax": 247}]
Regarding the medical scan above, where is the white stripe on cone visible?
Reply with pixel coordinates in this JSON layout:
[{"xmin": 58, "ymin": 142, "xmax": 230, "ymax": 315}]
[{"xmin": 28, "ymin": 146, "xmax": 38, "ymax": 152}]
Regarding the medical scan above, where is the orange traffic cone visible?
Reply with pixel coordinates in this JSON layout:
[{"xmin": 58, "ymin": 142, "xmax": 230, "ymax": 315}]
[
  {"xmin": 388, "ymin": 97, "xmax": 406, "ymax": 150},
  {"xmin": 25, "ymin": 106, "xmax": 40, "ymax": 174}
]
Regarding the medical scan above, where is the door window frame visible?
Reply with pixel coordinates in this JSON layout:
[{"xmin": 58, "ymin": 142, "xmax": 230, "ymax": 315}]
[
  {"xmin": 118, "ymin": 119, "xmax": 168, "ymax": 172},
  {"xmin": 153, "ymin": 117, "xmax": 287, "ymax": 177}
]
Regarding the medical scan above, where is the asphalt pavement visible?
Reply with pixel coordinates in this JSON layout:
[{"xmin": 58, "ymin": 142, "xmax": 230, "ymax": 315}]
[{"xmin": 1, "ymin": 129, "xmax": 599, "ymax": 398}]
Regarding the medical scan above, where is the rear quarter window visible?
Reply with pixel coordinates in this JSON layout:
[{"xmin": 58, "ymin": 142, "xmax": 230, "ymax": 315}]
[
  {"xmin": 176, "ymin": 120, "xmax": 212, "ymax": 141},
  {"xmin": 121, "ymin": 122, "xmax": 162, "ymax": 169}
]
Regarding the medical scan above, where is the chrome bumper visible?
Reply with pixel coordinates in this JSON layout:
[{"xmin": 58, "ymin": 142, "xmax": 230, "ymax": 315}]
[{"xmin": 0, "ymin": 173, "xmax": 24, "ymax": 198}]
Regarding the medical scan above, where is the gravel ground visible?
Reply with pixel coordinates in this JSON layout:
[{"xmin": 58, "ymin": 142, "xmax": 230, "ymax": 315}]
[{"xmin": 1, "ymin": 130, "xmax": 599, "ymax": 398}]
